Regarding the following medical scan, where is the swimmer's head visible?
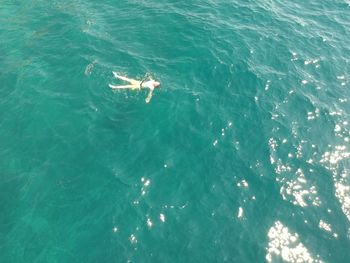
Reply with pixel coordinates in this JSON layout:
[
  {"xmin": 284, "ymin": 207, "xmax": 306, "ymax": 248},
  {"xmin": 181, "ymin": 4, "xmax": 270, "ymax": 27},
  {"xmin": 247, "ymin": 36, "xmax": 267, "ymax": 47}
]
[{"xmin": 154, "ymin": 81, "xmax": 161, "ymax": 88}]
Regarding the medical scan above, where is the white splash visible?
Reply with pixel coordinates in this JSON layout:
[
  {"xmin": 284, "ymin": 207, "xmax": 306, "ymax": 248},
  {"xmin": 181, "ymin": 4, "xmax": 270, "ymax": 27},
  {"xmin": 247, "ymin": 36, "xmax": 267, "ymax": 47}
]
[
  {"xmin": 129, "ymin": 234, "xmax": 137, "ymax": 244},
  {"xmin": 144, "ymin": 179, "xmax": 150, "ymax": 187},
  {"xmin": 237, "ymin": 207, "xmax": 244, "ymax": 218},
  {"xmin": 140, "ymin": 177, "xmax": 151, "ymax": 196},
  {"xmin": 147, "ymin": 218, "xmax": 153, "ymax": 228},
  {"xmin": 237, "ymin": 180, "xmax": 249, "ymax": 188}
]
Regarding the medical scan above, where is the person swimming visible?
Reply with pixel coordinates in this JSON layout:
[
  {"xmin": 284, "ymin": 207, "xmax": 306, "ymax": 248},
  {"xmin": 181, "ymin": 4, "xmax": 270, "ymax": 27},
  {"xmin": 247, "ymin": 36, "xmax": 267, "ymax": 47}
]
[{"xmin": 109, "ymin": 72, "xmax": 161, "ymax": 103}]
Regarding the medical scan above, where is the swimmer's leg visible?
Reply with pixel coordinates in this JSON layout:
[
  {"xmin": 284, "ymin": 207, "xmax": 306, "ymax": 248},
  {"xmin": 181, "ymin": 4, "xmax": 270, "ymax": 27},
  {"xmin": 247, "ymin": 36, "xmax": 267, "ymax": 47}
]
[
  {"xmin": 109, "ymin": 84, "xmax": 139, "ymax": 89},
  {"xmin": 113, "ymin": 72, "xmax": 140, "ymax": 85}
]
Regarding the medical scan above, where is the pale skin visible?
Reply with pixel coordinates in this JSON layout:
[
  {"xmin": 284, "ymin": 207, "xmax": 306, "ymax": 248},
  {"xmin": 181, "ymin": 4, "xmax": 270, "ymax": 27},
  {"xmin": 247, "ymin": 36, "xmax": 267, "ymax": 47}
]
[{"xmin": 109, "ymin": 72, "xmax": 161, "ymax": 103}]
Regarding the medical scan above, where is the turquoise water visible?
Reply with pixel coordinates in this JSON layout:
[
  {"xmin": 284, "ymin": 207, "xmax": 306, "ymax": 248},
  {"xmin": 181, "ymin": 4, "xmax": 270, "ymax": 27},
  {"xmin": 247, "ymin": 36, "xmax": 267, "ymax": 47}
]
[{"xmin": 1, "ymin": 0, "xmax": 350, "ymax": 262}]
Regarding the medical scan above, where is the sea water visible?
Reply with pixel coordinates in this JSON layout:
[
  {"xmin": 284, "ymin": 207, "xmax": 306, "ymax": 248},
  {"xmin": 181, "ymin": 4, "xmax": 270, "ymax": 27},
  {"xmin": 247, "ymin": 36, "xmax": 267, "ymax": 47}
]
[{"xmin": 1, "ymin": 1, "xmax": 350, "ymax": 262}]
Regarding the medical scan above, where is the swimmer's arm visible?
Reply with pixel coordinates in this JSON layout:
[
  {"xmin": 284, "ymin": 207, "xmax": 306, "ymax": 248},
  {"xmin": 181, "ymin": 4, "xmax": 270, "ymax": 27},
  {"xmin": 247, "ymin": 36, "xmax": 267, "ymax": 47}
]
[{"xmin": 145, "ymin": 89, "xmax": 154, "ymax": 103}]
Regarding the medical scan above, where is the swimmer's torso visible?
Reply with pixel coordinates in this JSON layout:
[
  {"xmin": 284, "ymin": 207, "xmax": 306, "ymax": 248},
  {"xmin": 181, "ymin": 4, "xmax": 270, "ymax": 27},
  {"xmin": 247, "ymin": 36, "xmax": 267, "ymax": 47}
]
[{"xmin": 141, "ymin": 80, "xmax": 156, "ymax": 89}]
